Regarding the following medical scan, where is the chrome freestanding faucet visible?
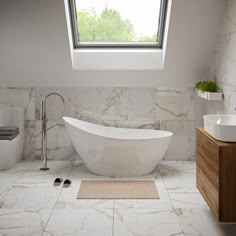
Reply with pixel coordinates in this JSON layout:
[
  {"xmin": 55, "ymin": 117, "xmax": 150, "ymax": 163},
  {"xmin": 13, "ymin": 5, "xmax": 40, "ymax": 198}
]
[{"xmin": 40, "ymin": 93, "xmax": 65, "ymax": 171}]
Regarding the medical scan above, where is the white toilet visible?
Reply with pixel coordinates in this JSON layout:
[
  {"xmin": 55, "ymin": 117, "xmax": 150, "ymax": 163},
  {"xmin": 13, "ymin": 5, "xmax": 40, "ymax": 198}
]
[{"xmin": 0, "ymin": 106, "xmax": 24, "ymax": 170}]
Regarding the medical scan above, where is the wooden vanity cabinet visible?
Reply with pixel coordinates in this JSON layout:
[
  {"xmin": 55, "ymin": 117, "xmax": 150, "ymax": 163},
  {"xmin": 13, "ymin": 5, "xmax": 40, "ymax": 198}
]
[{"xmin": 196, "ymin": 128, "xmax": 236, "ymax": 222}]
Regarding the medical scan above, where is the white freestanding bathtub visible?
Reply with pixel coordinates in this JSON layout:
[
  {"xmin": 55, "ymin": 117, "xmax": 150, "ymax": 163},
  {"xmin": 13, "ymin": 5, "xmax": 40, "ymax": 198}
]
[{"xmin": 63, "ymin": 117, "xmax": 173, "ymax": 177}]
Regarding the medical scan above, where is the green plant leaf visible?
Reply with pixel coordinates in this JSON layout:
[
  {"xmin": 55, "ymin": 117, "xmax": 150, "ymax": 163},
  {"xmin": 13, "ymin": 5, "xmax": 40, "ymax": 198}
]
[{"xmin": 196, "ymin": 80, "xmax": 218, "ymax": 92}]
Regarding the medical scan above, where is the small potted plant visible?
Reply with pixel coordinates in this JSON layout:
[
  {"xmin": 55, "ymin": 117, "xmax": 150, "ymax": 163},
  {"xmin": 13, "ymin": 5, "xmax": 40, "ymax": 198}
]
[{"xmin": 195, "ymin": 80, "xmax": 222, "ymax": 100}]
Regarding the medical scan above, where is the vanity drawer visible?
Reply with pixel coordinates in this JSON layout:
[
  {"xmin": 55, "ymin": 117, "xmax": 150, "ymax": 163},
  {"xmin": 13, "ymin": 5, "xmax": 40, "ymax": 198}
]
[
  {"xmin": 197, "ymin": 152, "xmax": 219, "ymax": 189},
  {"xmin": 197, "ymin": 158, "xmax": 219, "ymax": 218},
  {"xmin": 197, "ymin": 129, "xmax": 219, "ymax": 173}
]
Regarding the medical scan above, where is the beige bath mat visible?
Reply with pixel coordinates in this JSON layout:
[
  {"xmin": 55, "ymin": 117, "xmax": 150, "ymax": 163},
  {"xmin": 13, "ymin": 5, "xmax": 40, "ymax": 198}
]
[{"xmin": 77, "ymin": 180, "xmax": 159, "ymax": 199}]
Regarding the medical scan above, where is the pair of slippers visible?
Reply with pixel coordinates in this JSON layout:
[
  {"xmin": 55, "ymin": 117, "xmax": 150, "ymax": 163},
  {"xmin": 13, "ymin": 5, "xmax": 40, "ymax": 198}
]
[{"xmin": 53, "ymin": 178, "xmax": 71, "ymax": 188}]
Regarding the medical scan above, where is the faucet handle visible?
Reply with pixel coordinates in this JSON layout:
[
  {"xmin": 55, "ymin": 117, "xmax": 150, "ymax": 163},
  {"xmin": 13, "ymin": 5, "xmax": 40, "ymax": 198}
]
[{"xmin": 41, "ymin": 101, "xmax": 44, "ymax": 120}]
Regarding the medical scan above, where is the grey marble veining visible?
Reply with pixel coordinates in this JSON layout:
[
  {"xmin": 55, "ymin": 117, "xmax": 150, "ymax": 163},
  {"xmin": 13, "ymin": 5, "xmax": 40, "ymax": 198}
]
[
  {"xmin": 75, "ymin": 88, "xmax": 116, "ymax": 122},
  {"xmin": 114, "ymin": 120, "xmax": 160, "ymax": 130},
  {"xmin": 176, "ymin": 208, "xmax": 236, "ymax": 236},
  {"xmin": 0, "ymin": 209, "xmax": 52, "ymax": 236},
  {"xmin": 0, "ymin": 173, "xmax": 22, "ymax": 201},
  {"xmin": 116, "ymin": 88, "xmax": 156, "ymax": 121},
  {"xmin": 43, "ymin": 208, "xmax": 113, "ymax": 236},
  {"xmin": 0, "ymin": 161, "xmax": 33, "ymax": 201},
  {"xmin": 114, "ymin": 208, "xmax": 182, "ymax": 236},
  {"xmin": 168, "ymin": 192, "xmax": 208, "ymax": 209},
  {"xmin": 22, "ymin": 120, "xmax": 36, "ymax": 160},
  {"xmin": 156, "ymin": 88, "xmax": 196, "ymax": 121},
  {"xmin": 2, "ymin": 186, "xmax": 61, "ymax": 209}
]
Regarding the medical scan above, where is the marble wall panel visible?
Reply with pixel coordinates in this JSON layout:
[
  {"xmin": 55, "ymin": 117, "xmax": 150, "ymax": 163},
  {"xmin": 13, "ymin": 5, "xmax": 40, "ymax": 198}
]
[
  {"xmin": 156, "ymin": 88, "xmax": 196, "ymax": 121},
  {"xmin": 0, "ymin": 86, "xmax": 199, "ymax": 161},
  {"xmin": 208, "ymin": 0, "xmax": 236, "ymax": 116}
]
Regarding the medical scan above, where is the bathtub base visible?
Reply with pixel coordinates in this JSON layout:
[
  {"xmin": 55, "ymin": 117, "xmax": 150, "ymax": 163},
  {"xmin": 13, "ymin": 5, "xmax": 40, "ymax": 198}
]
[
  {"xmin": 82, "ymin": 149, "xmax": 164, "ymax": 177},
  {"xmin": 86, "ymin": 166, "xmax": 156, "ymax": 177}
]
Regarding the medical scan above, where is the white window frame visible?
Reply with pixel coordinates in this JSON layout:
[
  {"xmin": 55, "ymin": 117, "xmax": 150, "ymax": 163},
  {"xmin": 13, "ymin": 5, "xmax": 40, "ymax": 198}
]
[
  {"xmin": 69, "ymin": 0, "xmax": 168, "ymax": 49},
  {"xmin": 64, "ymin": 0, "xmax": 171, "ymax": 70}
]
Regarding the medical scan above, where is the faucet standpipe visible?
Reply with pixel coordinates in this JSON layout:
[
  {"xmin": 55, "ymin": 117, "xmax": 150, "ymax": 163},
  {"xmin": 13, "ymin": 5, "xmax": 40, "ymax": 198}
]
[{"xmin": 40, "ymin": 93, "xmax": 65, "ymax": 171}]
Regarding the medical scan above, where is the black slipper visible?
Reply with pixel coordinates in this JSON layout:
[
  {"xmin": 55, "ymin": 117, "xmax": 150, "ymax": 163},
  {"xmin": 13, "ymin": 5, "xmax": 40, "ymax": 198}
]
[
  {"xmin": 63, "ymin": 179, "xmax": 72, "ymax": 188},
  {"xmin": 53, "ymin": 177, "xmax": 63, "ymax": 187}
]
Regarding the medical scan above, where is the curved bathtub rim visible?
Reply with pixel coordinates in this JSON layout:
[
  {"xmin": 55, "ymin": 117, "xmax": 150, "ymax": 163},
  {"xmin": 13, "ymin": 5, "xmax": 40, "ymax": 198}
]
[{"xmin": 63, "ymin": 117, "xmax": 173, "ymax": 141}]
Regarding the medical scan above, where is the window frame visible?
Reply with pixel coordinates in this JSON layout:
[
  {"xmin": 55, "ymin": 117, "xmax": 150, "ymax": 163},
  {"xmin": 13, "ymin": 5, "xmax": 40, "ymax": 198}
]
[{"xmin": 68, "ymin": 0, "xmax": 168, "ymax": 49}]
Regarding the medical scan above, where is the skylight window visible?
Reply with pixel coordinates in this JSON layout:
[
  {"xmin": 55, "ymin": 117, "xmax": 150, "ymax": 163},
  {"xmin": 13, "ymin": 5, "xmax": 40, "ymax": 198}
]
[{"xmin": 69, "ymin": 0, "xmax": 168, "ymax": 48}]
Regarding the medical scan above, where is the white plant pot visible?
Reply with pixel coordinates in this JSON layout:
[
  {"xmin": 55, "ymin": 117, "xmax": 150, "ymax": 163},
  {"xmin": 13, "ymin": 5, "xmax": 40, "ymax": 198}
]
[{"xmin": 196, "ymin": 89, "xmax": 223, "ymax": 101}]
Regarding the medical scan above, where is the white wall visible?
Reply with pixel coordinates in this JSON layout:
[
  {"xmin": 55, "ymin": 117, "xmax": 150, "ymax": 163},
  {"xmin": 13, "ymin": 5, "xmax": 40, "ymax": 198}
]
[
  {"xmin": 202, "ymin": 0, "xmax": 236, "ymax": 116},
  {"xmin": 0, "ymin": 0, "xmax": 225, "ymax": 87}
]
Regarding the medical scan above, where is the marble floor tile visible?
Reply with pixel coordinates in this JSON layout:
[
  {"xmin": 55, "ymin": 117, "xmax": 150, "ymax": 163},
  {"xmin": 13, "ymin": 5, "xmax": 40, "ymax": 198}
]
[
  {"xmin": 23, "ymin": 160, "xmax": 74, "ymax": 179},
  {"xmin": 0, "ymin": 209, "xmax": 52, "ymax": 236},
  {"xmin": 160, "ymin": 170, "xmax": 197, "ymax": 192},
  {"xmin": 55, "ymin": 185, "xmax": 114, "ymax": 209},
  {"xmin": 3, "ymin": 160, "xmax": 34, "ymax": 175},
  {"xmin": 2, "ymin": 186, "xmax": 61, "ymax": 209},
  {"xmin": 176, "ymin": 208, "xmax": 236, "ymax": 236},
  {"xmin": 0, "ymin": 160, "xmax": 229, "ymax": 236},
  {"xmin": 43, "ymin": 209, "xmax": 113, "ymax": 236},
  {"xmin": 114, "ymin": 208, "xmax": 183, "ymax": 236},
  {"xmin": 0, "ymin": 160, "xmax": 34, "ymax": 198},
  {"xmin": 15, "ymin": 174, "xmax": 64, "ymax": 188},
  {"xmin": 158, "ymin": 162, "xmax": 197, "ymax": 193},
  {"xmin": 15, "ymin": 161, "xmax": 74, "ymax": 188},
  {"xmin": 114, "ymin": 198, "xmax": 172, "ymax": 212},
  {"xmin": 0, "ymin": 173, "xmax": 22, "ymax": 200},
  {"xmin": 169, "ymin": 192, "xmax": 208, "ymax": 209},
  {"xmin": 158, "ymin": 161, "xmax": 196, "ymax": 173},
  {"xmin": 114, "ymin": 172, "xmax": 173, "ymax": 210},
  {"xmin": 69, "ymin": 161, "xmax": 114, "ymax": 187}
]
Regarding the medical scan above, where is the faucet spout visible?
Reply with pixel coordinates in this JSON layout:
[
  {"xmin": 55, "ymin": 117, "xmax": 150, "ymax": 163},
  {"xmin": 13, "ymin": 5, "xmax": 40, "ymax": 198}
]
[{"xmin": 44, "ymin": 92, "xmax": 65, "ymax": 105}]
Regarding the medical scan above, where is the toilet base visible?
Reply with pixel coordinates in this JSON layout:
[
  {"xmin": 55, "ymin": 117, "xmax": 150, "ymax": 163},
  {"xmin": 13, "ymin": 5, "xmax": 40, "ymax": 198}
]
[{"xmin": 0, "ymin": 135, "xmax": 24, "ymax": 170}]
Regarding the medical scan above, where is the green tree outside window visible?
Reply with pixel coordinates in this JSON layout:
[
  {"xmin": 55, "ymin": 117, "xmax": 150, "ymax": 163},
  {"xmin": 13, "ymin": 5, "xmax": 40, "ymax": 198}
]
[{"xmin": 77, "ymin": 8, "xmax": 157, "ymax": 42}]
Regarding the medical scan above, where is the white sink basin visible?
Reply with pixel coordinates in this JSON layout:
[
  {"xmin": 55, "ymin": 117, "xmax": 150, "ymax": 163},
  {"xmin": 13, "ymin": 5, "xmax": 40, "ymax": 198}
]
[{"xmin": 204, "ymin": 115, "xmax": 236, "ymax": 142}]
